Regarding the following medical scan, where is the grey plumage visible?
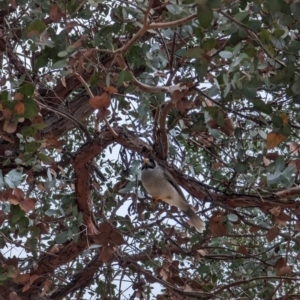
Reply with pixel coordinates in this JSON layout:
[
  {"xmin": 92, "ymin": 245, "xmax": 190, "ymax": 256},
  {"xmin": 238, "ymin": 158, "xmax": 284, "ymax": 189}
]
[{"xmin": 141, "ymin": 158, "xmax": 205, "ymax": 233}]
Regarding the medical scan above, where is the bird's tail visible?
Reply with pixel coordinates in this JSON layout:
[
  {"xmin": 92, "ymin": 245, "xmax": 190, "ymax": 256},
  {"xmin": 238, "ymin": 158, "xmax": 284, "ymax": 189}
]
[{"xmin": 184, "ymin": 207, "xmax": 205, "ymax": 233}]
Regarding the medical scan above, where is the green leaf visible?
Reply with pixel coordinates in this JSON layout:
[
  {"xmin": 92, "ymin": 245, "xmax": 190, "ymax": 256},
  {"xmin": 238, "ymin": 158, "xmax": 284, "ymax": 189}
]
[
  {"xmin": 197, "ymin": 5, "xmax": 213, "ymax": 29},
  {"xmin": 25, "ymin": 141, "xmax": 41, "ymax": 153},
  {"xmin": 57, "ymin": 51, "xmax": 68, "ymax": 57},
  {"xmin": 272, "ymin": 115, "xmax": 283, "ymax": 128},
  {"xmin": 55, "ymin": 231, "xmax": 69, "ymax": 244},
  {"xmin": 201, "ymin": 38, "xmax": 216, "ymax": 50},
  {"xmin": 236, "ymin": 162, "xmax": 248, "ymax": 173},
  {"xmin": 227, "ymin": 214, "xmax": 238, "ymax": 222},
  {"xmin": 207, "ymin": 0, "xmax": 222, "ymax": 9},
  {"xmin": 275, "ymin": 156, "xmax": 285, "ymax": 172},
  {"xmin": 37, "ymin": 153, "xmax": 53, "ymax": 163},
  {"xmin": 117, "ymin": 70, "xmax": 132, "ymax": 86},
  {"xmin": 52, "ymin": 59, "xmax": 68, "ymax": 69},
  {"xmin": 24, "ymin": 98, "xmax": 38, "ymax": 119},
  {"xmin": 184, "ymin": 47, "xmax": 205, "ymax": 58},
  {"xmin": 21, "ymin": 127, "xmax": 34, "ymax": 137},
  {"xmin": 219, "ymin": 51, "xmax": 233, "ymax": 59},
  {"xmin": 19, "ymin": 83, "xmax": 34, "ymax": 96},
  {"xmin": 27, "ymin": 19, "xmax": 46, "ymax": 34}
]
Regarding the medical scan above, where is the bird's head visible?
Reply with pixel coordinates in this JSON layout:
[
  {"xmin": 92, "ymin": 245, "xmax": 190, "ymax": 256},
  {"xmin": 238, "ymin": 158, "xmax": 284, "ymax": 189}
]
[{"xmin": 141, "ymin": 158, "xmax": 156, "ymax": 170}]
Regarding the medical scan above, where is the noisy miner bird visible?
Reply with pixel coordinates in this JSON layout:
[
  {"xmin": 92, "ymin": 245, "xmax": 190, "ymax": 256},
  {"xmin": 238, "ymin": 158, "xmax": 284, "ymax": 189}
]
[{"xmin": 141, "ymin": 158, "xmax": 205, "ymax": 233}]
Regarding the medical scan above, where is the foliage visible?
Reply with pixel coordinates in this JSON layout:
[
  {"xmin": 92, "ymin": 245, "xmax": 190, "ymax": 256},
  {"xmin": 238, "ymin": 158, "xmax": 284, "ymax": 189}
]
[{"xmin": 0, "ymin": 0, "xmax": 300, "ymax": 299}]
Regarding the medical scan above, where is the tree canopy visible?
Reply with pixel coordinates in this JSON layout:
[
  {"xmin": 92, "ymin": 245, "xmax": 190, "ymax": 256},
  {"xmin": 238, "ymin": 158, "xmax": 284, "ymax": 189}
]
[{"xmin": 0, "ymin": 0, "xmax": 300, "ymax": 299}]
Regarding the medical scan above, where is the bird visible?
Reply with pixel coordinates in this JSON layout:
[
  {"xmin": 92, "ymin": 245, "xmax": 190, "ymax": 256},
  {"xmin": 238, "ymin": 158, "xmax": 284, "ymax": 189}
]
[{"xmin": 141, "ymin": 158, "xmax": 205, "ymax": 233}]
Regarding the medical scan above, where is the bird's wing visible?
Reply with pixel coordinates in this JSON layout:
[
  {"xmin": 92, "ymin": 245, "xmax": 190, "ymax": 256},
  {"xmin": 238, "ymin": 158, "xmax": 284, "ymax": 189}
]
[{"xmin": 162, "ymin": 167, "xmax": 187, "ymax": 201}]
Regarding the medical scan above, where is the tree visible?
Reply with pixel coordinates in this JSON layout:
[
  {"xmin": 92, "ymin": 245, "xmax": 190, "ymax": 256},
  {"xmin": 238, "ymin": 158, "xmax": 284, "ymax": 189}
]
[{"xmin": 0, "ymin": 0, "xmax": 300, "ymax": 299}]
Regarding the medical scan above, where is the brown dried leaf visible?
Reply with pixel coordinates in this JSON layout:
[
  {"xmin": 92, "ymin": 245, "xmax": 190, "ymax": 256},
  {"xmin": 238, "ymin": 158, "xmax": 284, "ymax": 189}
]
[
  {"xmin": 269, "ymin": 206, "xmax": 281, "ymax": 216},
  {"xmin": 196, "ymin": 249, "xmax": 207, "ymax": 256},
  {"xmin": 0, "ymin": 210, "xmax": 5, "ymax": 226},
  {"xmin": 14, "ymin": 188, "xmax": 24, "ymax": 200},
  {"xmin": 290, "ymin": 141, "xmax": 300, "ymax": 155},
  {"xmin": 110, "ymin": 230, "xmax": 125, "ymax": 245},
  {"xmin": 37, "ymin": 182, "xmax": 45, "ymax": 191},
  {"xmin": 212, "ymin": 162, "xmax": 223, "ymax": 169},
  {"xmin": 3, "ymin": 108, "xmax": 12, "ymax": 120},
  {"xmin": 36, "ymin": 222, "xmax": 49, "ymax": 234},
  {"xmin": 177, "ymin": 98, "xmax": 193, "ymax": 113},
  {"xmin": 278, "ymin": 265, "xmax": 292, "ymax": 276},
  {"xmin": 266, "ymin": 152, "xmax": 279, "ymax": 160},
  {"xmin": 158, "ymin": 268, "xmax": 168, "ymax": 281},
  {"xmin": 209, "ymin": 215, "xmax": 227, "ymax": 236},
  {"xmin": 96, "ymin": 108, "xmax": 111, "ymax": 122},
  {"xmin": 1, "ymin": 134, "xmax": 14, "ymax": 143},
  {"xmin": 9, "ymin": 292, "xmax": 21, "ymax": 300},
  {"xmin": 171, "ymin": 90, "xmax": 182, "ymax": 104},
  {"xmin": 94, "ymin": 232, "xmax": 110, "ymax": 246},
  {"xmin": 41, "ymin": 279, "xmax": 52, "ymax": 296},
  {"xmin": 22, "ymin": 283, "xmax": 30, "ymax": 292},
  {"xmin": 49, "ymin": 3, "xmax": 62, "ymax": 22},
  {"xmin": 65, "ymin": 21, "xmax": 78, "ymax": 32},
  {"xmin": 266, "ymin": 132, "xmax": 286, "ymax": 149},
  {"xmin": 13, "ymin": 273, "xmax": 30, "ymax": 284},
  {"xmin": 275, "ymin": 257, "xmax": 292, "ymax": 275},
  {"xmin": 263, "ymin": 157, "xmax": 271, "ymax": 166},
  {"xmin": 8, "ymin": 195, "xmax": 20, "ymax": 205},
  {"xmin": 237, "ymin": 245, "xmax": 248, "ymax": 255},
  {"xmin": 14, "ymin": 93, "xmax": 24, "ymax": 101},
  {"xmin": 89, "ymin": 94, "xmax": 111, "ymax": 109},
  {"xmin": 266, "ymin": 227, "xmax": 280, "ymax": 242},
  {"xmin": 207, "ymin": 119, "xmax": 219, "ymax": 129},
  {"xmin": 295, "ymin": 221, "xmax": 300, "ymax": 231},
  {"xmin": 220, "ymin": 118, "xmax": 235, "ymax": 136},
  {"xmin": 249, "ymin": 226, "xmax": 260, "ymax": 233},
  {"xmin": 14, "ymin": 102, "xmax": 25, "ymax": 114},
  {"xmin": 288, "ymin": 159, "xmax": 300, "ymax": 171},
  {"xmin": 274, "ymin": 217, "xmax": 286, "ymax": 226},
  {"xmin": 19, "ymin": 198, "xmax": 36, "ymax": 213},
  {"xmin": 98, "ymin": 221, "xmax": 113, "ymax": 232},
  {"xmin": 103, "ymin": 86, "xmax": 118, "ymax": 94},
  {"xmin": 3, "ymin": 121, "xmax": 17, "ymax": 133},
  {"xmin": 100, "ymin": 245, "xmax": 114, "ymax": 263},
  {"xmin": 30, "ymin": 274, "xmax": 39, "ymax": 285}
]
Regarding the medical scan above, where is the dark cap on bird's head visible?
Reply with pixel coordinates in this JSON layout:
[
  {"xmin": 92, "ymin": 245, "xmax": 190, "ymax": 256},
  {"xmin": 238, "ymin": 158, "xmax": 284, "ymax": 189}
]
[{"xmin": 142, "ymin": 158, "xmax": 156, "ymax": 169}]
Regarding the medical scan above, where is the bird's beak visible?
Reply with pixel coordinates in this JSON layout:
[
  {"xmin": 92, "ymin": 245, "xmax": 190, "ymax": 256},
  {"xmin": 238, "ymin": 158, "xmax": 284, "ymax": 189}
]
[{"xmin": 143, "ymin": 158, "xmax": 150, "ymax": 165}]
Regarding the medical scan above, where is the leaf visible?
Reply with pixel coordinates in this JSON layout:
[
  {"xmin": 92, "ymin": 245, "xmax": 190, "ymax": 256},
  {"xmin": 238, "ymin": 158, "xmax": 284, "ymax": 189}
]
[
  {"xmin": 41, "ymin": 279, "xmax": 52, "ymax": 296},
  {"xmin": 3, "ymin": 121, "xmax": 17, "ymax": 133},
  {"xmin": 55, "ymin": 231, "xmax": 69, "ymax": 244},
  {"xmin": 117, "ymin": 69, "xmax": 133, "ymax": 86},
  {"xmin": 49, "ymin": 3, "xmax": 62, "ymax": 22},
  {"xmin": 89, "ymin": 94, "xmax": 111, "ymax": 109},
  {"xmin": 19, "ymin": 83, "xmax": 34, "ymax": 96},
  {"xmin": 3, "ymin": 108, "xmax": 12, "ymax": 120},
  {"xmin": 14, "ymin": 102, "xmax": 25, "ymax": 114},
  {"xmin": 275, "ymin": 257, "xmax": 292, "ymax": 276},
  {"xmin": 237, "ymin": 245, "xmax": 248, "ymax": 255},
  {"xmin": 52, "ymin": 59, "xmax": 68, "ymax": 69},
  {"xmin": 110, "ymin": 230, "xmax": 125, "ymax": 245},
  {"xmin": 266, "ymin": 227, "xmax": 280, "ymax": 242},
  {"xmin": 197, "ymin": 5, "xmax": 213, "ymax": 29},
  {"xmin": 227, "ymin": 214, "xmax": 238, "ymax": 222},
  {"xmin": 24, "ymin": 98, "xmax": 38, "ymax": 119},
  {"xmin": 290, "ymin": 141, "xmax": 300, "ymax": 155},
  {"xmin": 266, "ymin": 132, "xmax": 286, "ymax": 149},
  {"xmin": 19, "ymin": 198, "xmax": 35, "ymax": 213},
  {"xmin": 103, "ymin": 86, "xmax": 118, "ymax": 94},
  {"xmin": 269, "ymin": 206, "xmax": 281, "ymax": 216},
  {"xmin": 13, "ymin": 273, "xmax": 30, "ymax": 284},
  {"xmin": 9, "ymin": 292, "xmax": 21, "ymax": 300},
  {"xmin": 99, "ymin": 245, "xmax": 114, "ymax": 263}
]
